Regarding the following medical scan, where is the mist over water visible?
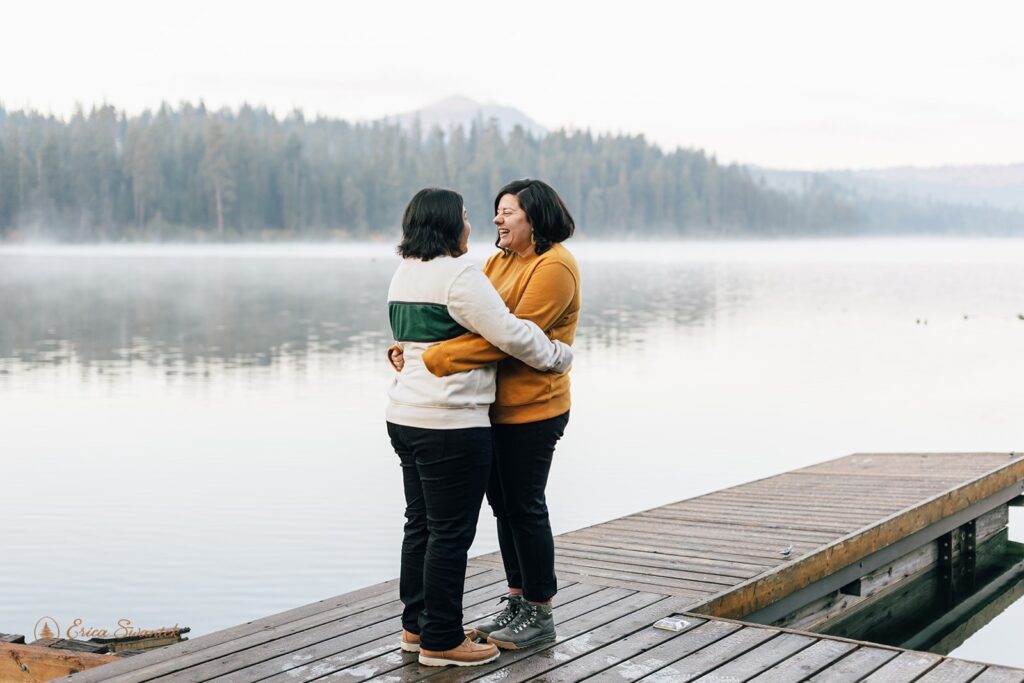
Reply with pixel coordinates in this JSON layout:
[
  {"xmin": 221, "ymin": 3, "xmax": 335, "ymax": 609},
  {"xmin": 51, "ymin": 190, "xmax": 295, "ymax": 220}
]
[{"xmin": 2, "ymin": 239, "xmax": 1023, "ymax": 664}]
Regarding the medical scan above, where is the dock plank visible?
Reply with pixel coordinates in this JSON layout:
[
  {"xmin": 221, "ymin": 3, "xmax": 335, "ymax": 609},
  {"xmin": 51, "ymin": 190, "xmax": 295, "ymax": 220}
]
[
  {"xmin": 253, "ymin": 581, "xmax": 602, "ymax": 683},
  {"xmin": 629, "ymin": 626, "xmax": 778, "ymax": 682},
  {"xmin": 362, "ymin": 586, "xmax": 643, "ymax": 682},
  {"xmin": 915, "ymin": 658, "xmax": 988, "ymax": 682},
  {"xmin": 526, "ymin": 612, "xmax": 706, "ymax": 683},
  {"xmin": 807, "ymin": 646, "xmax": 901, "ymax": 682},
  {"xmin": 689, "ymin": 631, "xmax": 815, "ymax": 682},
  {"xmin": 584, "ymin": 620, "xmax": 743, "ymax": 683},
  {"xmin": 552, "ymin": 541, "xmax": 767, "ymax": 577},
  {"xmin": 973, "ymin": 668, "xmax": 1024, "ymax": 683},
  {"xmin": 860, "ymin": 651, "xmax": 944, "ymax": 682},
  {"xmin": 200, "ymin": 578, "xmax": 539, "ymax": 683},
  {"xmin": 748, "ymin": 639, "xmax": 857, "ymax": 682},
  {"xmin": 424, "ymin": 591, "xmax": 674, "ymax": 683}
]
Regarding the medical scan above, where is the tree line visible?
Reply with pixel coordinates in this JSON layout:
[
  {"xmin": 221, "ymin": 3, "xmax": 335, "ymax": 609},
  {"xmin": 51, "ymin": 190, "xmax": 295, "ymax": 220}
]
[{"xmin": 0, "ymin": 102, "xmax": 1017, "ymax": 241}]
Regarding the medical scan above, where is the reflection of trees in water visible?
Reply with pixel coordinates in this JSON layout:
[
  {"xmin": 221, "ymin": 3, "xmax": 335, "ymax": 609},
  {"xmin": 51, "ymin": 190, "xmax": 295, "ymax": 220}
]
[
  {"xmin": 0, "ymin": 255, "xmax": 739, "ymax": 374},
  {"xmin": 0, "ymin": 256, "xmax": 394, "ymax": 371},
  {"xmin": 579, "ymin": 262, "xmax": 721, "ymax": 348}
]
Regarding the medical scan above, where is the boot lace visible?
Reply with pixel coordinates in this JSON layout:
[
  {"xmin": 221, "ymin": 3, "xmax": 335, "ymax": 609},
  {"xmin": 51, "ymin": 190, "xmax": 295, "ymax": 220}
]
[
  {"xmin": 494, "ymin": 595, "xmax": 522, "ymax": 628},
  {"xmin": 509, "ymin": 602, "xmax": 539, "ymax": 634}
]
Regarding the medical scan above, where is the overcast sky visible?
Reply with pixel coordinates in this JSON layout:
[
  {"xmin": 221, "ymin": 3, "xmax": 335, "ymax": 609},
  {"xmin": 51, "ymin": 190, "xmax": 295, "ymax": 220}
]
[{"xmin": 3, "ymin": 0, "xmax": 1023, "ymax": 170}]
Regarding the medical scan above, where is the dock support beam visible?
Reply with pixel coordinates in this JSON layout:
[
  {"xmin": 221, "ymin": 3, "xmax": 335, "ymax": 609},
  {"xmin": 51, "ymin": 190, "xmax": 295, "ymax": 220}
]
[
  {"xmin": 740, "ymin": 483, "xmax": 1020, "ymax": 625},
  {"xmin": 939, "ymin": 519, "xmax": 978, "ymax": 606}
]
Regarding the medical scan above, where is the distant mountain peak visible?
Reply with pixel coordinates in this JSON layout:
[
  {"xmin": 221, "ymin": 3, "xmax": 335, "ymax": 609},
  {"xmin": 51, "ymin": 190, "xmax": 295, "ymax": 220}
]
[{"xmin": 385, "ymin": 95, "xmax": 547, "ymax": 139}]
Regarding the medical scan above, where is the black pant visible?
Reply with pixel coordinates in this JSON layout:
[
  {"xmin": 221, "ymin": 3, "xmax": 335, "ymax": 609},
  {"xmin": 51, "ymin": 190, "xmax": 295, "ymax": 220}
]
[
  {"xmin": 387, "ymin": 422, "xmax": 491, "ymax": 651},
  {"xmin": 487, "ymin": 411, "xmax": 569, "ymax": 603}
]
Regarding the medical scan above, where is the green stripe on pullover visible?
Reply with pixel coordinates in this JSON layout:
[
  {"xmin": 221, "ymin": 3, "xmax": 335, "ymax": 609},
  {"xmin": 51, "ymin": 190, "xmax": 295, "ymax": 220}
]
[{"xmin": 389, "ymin": 301, "xmax": 467, "ymax": 342}]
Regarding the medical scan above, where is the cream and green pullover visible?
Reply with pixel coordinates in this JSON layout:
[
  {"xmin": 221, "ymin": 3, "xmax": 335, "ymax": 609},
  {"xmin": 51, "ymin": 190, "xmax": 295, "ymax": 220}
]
[{"xmin": 386, "ymin": 255, "xmax": 572, "ymax": 429}]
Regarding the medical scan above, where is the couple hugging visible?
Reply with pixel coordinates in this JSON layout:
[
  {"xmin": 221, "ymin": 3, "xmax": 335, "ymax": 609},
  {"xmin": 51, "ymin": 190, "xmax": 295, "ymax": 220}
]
[{"xmin": 385, "ymin": 179, "xmax": 580, "ymax": 667}]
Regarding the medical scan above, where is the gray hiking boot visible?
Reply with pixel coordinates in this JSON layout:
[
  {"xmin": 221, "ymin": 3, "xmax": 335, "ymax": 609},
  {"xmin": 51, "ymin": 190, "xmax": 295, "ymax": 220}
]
[
  {"xmin": 486, "ymin": 601, "xmax": 555, "ymax": 650},
  {"xmin": 470, "ymin": 595, "xmax": 524, "ymax": 640}
]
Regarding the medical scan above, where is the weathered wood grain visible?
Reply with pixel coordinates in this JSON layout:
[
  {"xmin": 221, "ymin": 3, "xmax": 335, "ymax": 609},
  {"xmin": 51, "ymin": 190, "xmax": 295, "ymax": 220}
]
[
  {"xmin": 584, "ymin": 620, "xmax": 743, "ymax": 683},
  {"xmin": 914, "ymin": 658, "xmax": 988, "ymax": 682},
  {"xmin": 747, "ymin": 639, "xmax": 857, "ymax": 682},
  {"xmin": 860, "ymin": 651, "xmax": 943, "ymax": 682},
  {"xmin": 688, "ymin": 631, "xmax": 815, "ymax": 682},
  {"xmin": 806, "ymin": 646, "xmax": 901, "ymax": 682}
]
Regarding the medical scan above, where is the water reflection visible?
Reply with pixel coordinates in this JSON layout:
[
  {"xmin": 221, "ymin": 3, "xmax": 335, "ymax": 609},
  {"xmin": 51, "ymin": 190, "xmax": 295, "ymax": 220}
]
[
  {"xmin": 0, "ymin": 250, "xmax": 725, "ymax": 373},
  {"xmin": 1, "ymin": 255, "xmax": 393, "ymax": 371}
]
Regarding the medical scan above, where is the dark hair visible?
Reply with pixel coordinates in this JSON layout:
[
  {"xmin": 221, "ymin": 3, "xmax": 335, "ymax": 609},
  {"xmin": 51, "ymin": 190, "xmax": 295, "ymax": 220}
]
[
  {"xmin": 494, "ymin": 179, "xmax": 575, "ymax": 255},
  {"xmin": 397, "ymin": 188, "xmax": 465, "ymax": 260}
]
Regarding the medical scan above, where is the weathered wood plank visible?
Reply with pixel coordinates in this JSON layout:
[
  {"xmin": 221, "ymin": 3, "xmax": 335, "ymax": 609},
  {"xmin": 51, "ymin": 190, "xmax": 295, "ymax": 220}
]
[
  {"xmin": 799, "ymin": 453, "xmax": 1019, "ymax": 476},
  {"xmin": 860, "ymin": 651, "xmax": 943, "ymax": 682},
  {"xmin": 0, "ymin": 642, "xmax": 114, "ymax": 682},
  {"xmin": 605, "ymin": 517, "xmax": 841, "ymax": 544},
  {"xmin": 198, "ymin": 578, "xmax": 527, "ymax": 682},
  {"xmin": 583, "ymin": 620, "xmax": 742, "ymax": 683},
  {"xmin": 552, "ymin": 540, "xmax": 773, "ymax": 574},
  {"xmin": 643, "ymin": 505, "xmax": 886, "ymax": 528},
  {"xmin": 747, "ymin": 639, "xmax": 857, "ymax": 682},
  {"xmin": 551, "ymin": 536, "xmax": 779, "ymax": 568},
  {"xmin": 229, "ymin": 580, "xmax": 599, "ymax": 683},
  {"xmin": 548, "ymin": 570, "xmax": 711, "ymax": 599},
  {"xmin": 676, "ymin": 492, "xmax": 913, "ymax": 511},
  {"xmin": 553, "ymin": 546, "xmax": 758, "ymax": 581},
  {"xmin": 973, "ymin": 667, "xmax": 1024, "ymax": 683},
  {"xmin": 807, "ymin": 646, "xmax": 900, "ymax": 682},
  {"xmin": 630, "ymin": 626, "xmax": 778, "ymax": 682},
  {"xmin": 81, "ymin": 568, "xmax": 487, "ymax": 679},
  {"xmin": 60, "ymin": 569, "xmax": 505, "ymax": 683},
  {"xmin": 420, "ymin": 591, "xmax": 674, "ymax": 683},
  {"xmin": 572, "ymin": 526, "xmax": 822, "ymax": 562},
  {"xmin": 550, "ymin": 561, "xmax": 718, "ymax": 595},
  {"xmin": 525, "ymin": 610, "xmax": 705, "ymax": 683},
  {"xmin": 689, "ymin": 632, "xmax": 815, "ymax": 682},
  {"xmin": 564, "ymin": 528, "xmax": 798, "ymax": 563},
  {"xmin": 914, "ymin": 658, "xmax": 988, "ymax": 682},
  {"xmin": 546, "ymin": 553, "xmax": 739, "ymax": 587},
  {"xmin": 363, "ymin": 586, "xmax": 642, "ymax": 682}
]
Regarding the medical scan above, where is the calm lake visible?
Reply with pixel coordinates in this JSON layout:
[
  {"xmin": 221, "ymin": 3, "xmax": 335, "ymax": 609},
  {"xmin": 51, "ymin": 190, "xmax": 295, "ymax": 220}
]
[{"xmin": 1, "ymin": 239, "xmax": 1023, "ymax": 666}]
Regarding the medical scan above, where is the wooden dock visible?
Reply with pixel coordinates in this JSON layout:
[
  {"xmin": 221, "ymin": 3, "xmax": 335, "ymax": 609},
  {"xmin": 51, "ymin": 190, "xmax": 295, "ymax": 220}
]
[{"xmin": 56, "ymin": 452, "xmax": 1024, "ymax": 682}]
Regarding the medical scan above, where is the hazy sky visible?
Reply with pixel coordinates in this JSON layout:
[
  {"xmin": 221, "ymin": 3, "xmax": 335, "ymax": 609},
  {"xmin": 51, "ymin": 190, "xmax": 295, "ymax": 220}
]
[{"xmin": 4, "ymin": 0, "xmax": 1023, "ymax": 170}]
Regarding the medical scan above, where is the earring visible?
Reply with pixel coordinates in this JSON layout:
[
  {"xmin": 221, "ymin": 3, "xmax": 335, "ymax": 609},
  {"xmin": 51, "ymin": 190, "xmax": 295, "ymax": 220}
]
[{"xmin": 530, "ymin": 230, "xmax": 536, "ymax": 245}]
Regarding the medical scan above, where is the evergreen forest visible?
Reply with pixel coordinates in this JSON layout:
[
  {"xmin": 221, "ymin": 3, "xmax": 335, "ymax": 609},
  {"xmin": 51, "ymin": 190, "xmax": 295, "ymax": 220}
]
[{"xmin": 0, "ymin": 103, "xmax": 1018, "ymax": 241}]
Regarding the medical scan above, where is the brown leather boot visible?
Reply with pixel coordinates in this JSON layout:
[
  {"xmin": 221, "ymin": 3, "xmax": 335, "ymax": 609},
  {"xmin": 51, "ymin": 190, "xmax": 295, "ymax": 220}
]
[
  {"xmin": 418, "ymin": 636, "xmax": 499, "ymax": 667},
  {"xmin": 400, "ymin": 629, "xmax": 479, "ymax": 653},
  {"xmin": 399, "ymin": 629, "xmax": 420, "ymax": 653}
]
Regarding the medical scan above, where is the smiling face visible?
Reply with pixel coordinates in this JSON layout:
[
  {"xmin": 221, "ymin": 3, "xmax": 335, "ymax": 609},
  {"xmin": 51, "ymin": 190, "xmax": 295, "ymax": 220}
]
[{"xmin": 494, "ymin": 193, "xmax": 534, "ymax": 256}]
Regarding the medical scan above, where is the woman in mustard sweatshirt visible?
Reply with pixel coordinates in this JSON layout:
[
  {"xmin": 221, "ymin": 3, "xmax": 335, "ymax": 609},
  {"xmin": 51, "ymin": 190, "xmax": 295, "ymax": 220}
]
[{"xmin": 422, "ymin": 179, "xmax": 580, "ymax": 650}]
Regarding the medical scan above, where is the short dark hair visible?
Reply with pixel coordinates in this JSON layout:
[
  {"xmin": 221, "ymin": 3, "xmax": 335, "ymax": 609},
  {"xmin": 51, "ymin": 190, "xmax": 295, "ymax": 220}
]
[
  {"xmin": 494, "ymin": 179, "xmax": 575, "ymax": 255},
  {"xmin": 397, "ymin": 188, "xmax": 465, "ymax": 260}
]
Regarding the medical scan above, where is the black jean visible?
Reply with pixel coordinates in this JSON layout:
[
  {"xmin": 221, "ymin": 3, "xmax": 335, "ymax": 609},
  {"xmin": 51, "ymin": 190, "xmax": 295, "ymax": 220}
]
[
  {"xmin": 487, "ymin": 411, "xmax": 569, "ymax": 603},
  {"xmin": 387, "ymin": 421, "xmax": 491, "ymax": 651}
]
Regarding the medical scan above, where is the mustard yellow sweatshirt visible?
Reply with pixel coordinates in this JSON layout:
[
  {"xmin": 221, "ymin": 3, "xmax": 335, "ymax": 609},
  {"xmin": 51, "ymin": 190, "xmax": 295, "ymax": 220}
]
[{"xmin": 422, "ymin": 242, "xmax": 580, "ymax": 424}]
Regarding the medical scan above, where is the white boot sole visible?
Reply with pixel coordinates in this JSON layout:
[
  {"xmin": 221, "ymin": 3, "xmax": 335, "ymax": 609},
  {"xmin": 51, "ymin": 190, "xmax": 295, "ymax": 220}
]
[{"xmin": 418, "ymin": 650, "xmax": 500, "ymax": 667}]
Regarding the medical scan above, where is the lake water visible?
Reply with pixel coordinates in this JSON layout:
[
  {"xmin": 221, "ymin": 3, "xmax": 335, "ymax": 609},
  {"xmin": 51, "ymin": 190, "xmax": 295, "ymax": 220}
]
[{"xmin": 1, "ymin": 239, "xmax": 1023, "ymax": 665}]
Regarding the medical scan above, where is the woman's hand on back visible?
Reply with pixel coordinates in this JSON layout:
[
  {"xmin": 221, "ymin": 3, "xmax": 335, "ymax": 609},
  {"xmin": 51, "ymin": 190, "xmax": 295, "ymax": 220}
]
[{"xmin": 388, "ymin": 345, "xmax": 405, "ymax": 372}]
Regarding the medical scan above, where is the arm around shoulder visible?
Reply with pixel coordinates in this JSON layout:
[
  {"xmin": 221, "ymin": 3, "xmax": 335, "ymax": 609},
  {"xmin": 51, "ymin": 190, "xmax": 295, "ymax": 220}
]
[{"xmin": 445, "ymin": 266, "xmax": 571, "ymax": 373}]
